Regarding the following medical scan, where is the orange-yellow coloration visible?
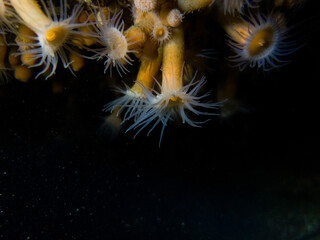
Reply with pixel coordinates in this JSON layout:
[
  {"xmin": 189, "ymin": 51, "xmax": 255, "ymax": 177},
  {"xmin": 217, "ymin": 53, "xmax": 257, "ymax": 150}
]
[
  {"xmin": 124, "ymin": 25, "xmax": 147, "ymax": 51},
  {"xmin": 130, "ymin": 39, "xmax": 163, "ymax": 95},
  {"xmin": 21, "ymin": 53, "xmax": 38, "ymax": 66},
  {"xmin": 14, "ymin": 65, "xmax": 32, "ymax": 82},
  {"xmin": 222, "ymin": 19, "xmax": 250, "ymax": 46},
  {"xmin": 134, "ymin": 12, "xmax": 158, "ymax": 34},
  {"xmin": 160, "ymin": 3, "xmax": 183, "ymax": 27},
  {"xmin": 10, "ymin": 0, "xmax": 50, "ymax": 28},
  {"xmin": 132, "ymin": 6, "xmax": 147, "ymax": 24},
  {"xmin": 9, "ymin": 49, "xmax": 21, "ymax": 67},
  {"xmin": 15, "ymin": 24, "xmax": 37, "ymax": 51},
  {"xmin": 69, "ymin": 51, "xmax": 85, "ymax": 72},
  {"xmin": 248, "ymin": 27, "xmax": 274, "ymax": 56},
  {"xmin": 75, "ymin": 11, "xmax": 96, "ymax": 47},
  {"xmin": 156, "ymin": 28, "xmax": 164, "ymax": 37},
  {"xmin": 161, "ymin": 26, "xmax": 184, "ymax": 95},
  {"xmin": 45, "ymin": 26, "xmax": 68, "ymax": 46}
]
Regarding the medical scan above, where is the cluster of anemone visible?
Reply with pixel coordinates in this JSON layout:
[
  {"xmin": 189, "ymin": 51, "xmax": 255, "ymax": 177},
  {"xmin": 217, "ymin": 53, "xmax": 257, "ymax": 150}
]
[{"xmin": 0, "ymin": 0, "xmax": 305, "ymax": 145}]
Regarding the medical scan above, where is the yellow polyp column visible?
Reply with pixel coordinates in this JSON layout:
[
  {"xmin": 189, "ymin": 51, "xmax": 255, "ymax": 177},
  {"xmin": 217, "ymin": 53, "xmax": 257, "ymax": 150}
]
[
  {"xmin": 10, "ymin": 0, "xmax": 51, "ymax": 29},
  {"xmin": 124, "ymin": 12, "xmax": 161, "ymax": 57},
  {"xmin": 177, "ymin": 0, "xmax": 215, "ymax": 13},
  {"xmin": 215, "ymin": 10, "xmax": 249, "ymax": 45},
  {"xmin": 130, "ymin": 39, "xmax": 163, "ymax": 95},
  {"xmin": 161, "ymin": 26, "xmax": 184, "ymax": 93}
]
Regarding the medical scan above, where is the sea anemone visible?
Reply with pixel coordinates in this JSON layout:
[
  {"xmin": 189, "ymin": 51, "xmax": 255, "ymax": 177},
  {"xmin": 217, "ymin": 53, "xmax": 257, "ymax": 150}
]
[
  {"xmin": 126, "ymin": 27, "xmax": 223, "ymax": 146},
  {"xmin": 226, "ymin": 11, "xmax": 301, "ymax": 71},
  {"xmin": 90, "ymin": 9, "xmax": 137, "ymax": 77},
  {"xmin": 104, "ymin": 39, "xmax": 163, "ymax": 123},
  {"xmin": 151, "ymin": 16, "xmax": 171, "ymax": 44},
  {"xmin": 11, "ymin": 0, "xmax": 90, "ymax": 79}
]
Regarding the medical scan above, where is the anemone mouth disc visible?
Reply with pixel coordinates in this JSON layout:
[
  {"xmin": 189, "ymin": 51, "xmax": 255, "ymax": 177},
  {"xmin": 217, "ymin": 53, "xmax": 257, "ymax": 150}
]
[
  {"xmin": 152, "ymin": 24, "xmax": 170, "ymax": 43},
  {"xmin": 156, "ymin": 28, "xmax": 165, "ymax": 38},
  {"xmin": 106, "ymin": 28, "xmax": 128, "ymax": 59},
  {"xmin": 248, "ymin": 26, "xmax": 275, "ymax": 57},
  {"xmin": 45, "ymin": 26, "xmax": 68, "ymax": 46}
]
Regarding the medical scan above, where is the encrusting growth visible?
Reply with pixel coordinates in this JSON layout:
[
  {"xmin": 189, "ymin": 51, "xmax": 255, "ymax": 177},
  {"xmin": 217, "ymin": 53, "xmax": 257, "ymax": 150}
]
[
  {"xmin": 127, "ymin": 27, "xmax": 224, "ymax": 146},
  {"xmin": 0, "ymin": 0, "xmax": 306, "ymax": 146}
]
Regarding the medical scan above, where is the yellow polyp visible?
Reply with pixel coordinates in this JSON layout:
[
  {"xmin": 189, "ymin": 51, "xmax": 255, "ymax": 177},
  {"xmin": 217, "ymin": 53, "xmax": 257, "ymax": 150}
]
[
  {"xmin": 217, "ymin": 10, "xmax": 275, "ymax": 56},
  {"xmin": 130, "ymin": 39, "xmax": 163, "ymax": 95},
  {"xmin": 248, "ymin": 27, "xmax": 274, "ymax": 56},
  {"xmin": 161, "ymin": 26, "xmax": 184, "ymax": 93},
  {"xmin": 45, "ymin": 26, "xmax": 68, "ymax": 46}
]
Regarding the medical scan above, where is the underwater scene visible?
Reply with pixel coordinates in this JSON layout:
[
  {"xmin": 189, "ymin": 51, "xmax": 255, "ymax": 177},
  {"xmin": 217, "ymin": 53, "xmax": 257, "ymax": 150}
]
[{"xmin": 1, "ymin": 0, "xmax": 320, "ymax": 239}]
